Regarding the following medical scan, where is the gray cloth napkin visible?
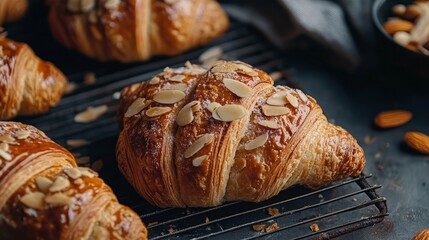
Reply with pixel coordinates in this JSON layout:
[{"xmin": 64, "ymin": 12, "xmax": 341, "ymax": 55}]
[{"xmin": 223, "ymin": 0, "xmax": 376, "ymax": 72}]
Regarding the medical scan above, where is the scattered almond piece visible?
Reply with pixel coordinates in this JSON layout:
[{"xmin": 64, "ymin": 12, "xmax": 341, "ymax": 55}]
[
  {"xmin": 147, "ymin": 221, "xmax": 158, "ymax": 227},
  {"xmin": 167, "ymin": 227, "xmax": 176, "ymax": 234},
  {"xmin": 269, "ymin": 71, "xmax": 282, "ymax": 82},
  {"xmin": 74, "ymin": 105, "xmax": 108, "ymax": 123},
  {"xmin": 65, "ymin": 82, "xmax": 78, "ymax": 94},
  {"xmin": 91, "ymin": 160, "xmax": 104, "ymax": 172},
  {"xmin": 205, "ymin": 217, "xmax": 210, "ymax": 223},
  {"xmin": 66, "ymin": 139, "xmax": 90, "ymax": 148},
  {"xmin": 310, "ymin": 223, "xmax": 320, "ymax": 232},
  {"xmin": 405, "ymin": 131, "xmax": 429, "ymax": 154},
  {"xmin": 374, "ymin": 110, "xmax": 412, "ymax": 128},
  {"xmin": 76, "ymin": 156, "xmax": 91, "ymax": 165}
]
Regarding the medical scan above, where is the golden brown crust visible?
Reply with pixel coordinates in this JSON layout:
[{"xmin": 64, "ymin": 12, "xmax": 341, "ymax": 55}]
[
  {"xmin": 117, "ymin": 60, "xmax": 366, "ymax": 208},
  {"xmin": 48, "ymin": 0, "xmax": 229, "ymax": 62},
  {"xmin": 117, "ymin": 63, "xmax": 206, "ymax": 207},
  {"xmin": 0, "ymin": 37, "xmax": 68, "ymax": 120},
  {"xmin": 0, "ymin": 0, "xmax": 28, "ymax": 25},
  {"xmin": 0, "ymin": 121, "xmax": 147, "ymax": 240}
]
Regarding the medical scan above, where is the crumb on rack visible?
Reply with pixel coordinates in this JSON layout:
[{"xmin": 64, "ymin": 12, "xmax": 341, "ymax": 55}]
[
  {"xmin": 66, "ymin": 139, "xmax": 90, "ymax": 148},
  {"xmin": 167, "ymin": 227, "xmax": 176, "ymax": 234},
  {"xmin": 147, "ymin": 221, "xmax": 158, "ymax": 227},
  {"xmin": 310, "ymin": 223, "xmax": 320, "ymax": 232},
  {"xmin": 205, "ymin": 217, "xmax": 210, "ymax": 223},
  {"xmin": 364, "ymin": 135, "xmax": 376, "ymax": 145},
  {"xmin": 267, "ymin": 207, "xmax": 279, "ymax": 216},
  {"xmin": 352, "ymin": 198, "xmax": 358, "ymax": 202},
  {"xmin": 74, "ymin": 105, "xmax": 108, "ymax": 123},
  {"xmin": 84, "ymin": 72, "xmax": 96, "ymax": 85},
  {"xmin": 91, "ymin": 159, "xmax": 104, "ymax": 172},
  {"xmin": 265, "ymin": 223, "xmax": 279, "ymax": 233},
  {"xmin": 252, "ymin": 223, "xmax": 266, "ymax": 232}
]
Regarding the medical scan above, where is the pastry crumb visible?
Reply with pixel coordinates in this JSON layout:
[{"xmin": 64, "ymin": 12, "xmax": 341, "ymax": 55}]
[
  {"xmin": 265, "ymin": 223, "xmax": 279, "ymax": 233},
  {"xmin": 267, "ymin": 207, "xmax": 279, "ymax": 216},
  {"xmin": 352, "ymin": 197, "xmax": 358, "ymax": 202},
  {"xmin": 205, "ymin": 217, "xmax": 210, "ymax": 223},
  {"xmin": 167, "ymin": 227, "xmax": 176, "ymax": 234},
  {"xmin": 310, "ymin": 223, "xmax": 320, "ymax": 232},
  {"xmin": 147, "ymin": 221, "xmax": 158, "ymax": 227},
  {"xmin": 252, "ymin": 223, "xmax": 266, "ymax": 232},
  {"xmin": 84, "ymin": 72, "xmax": 96, "ymax": 85}
]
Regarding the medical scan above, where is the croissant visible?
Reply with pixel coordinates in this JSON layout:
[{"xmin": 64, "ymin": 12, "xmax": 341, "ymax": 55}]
[
  {"xmin": 116, "ymin": 60, "xmax": 366, "ymax": 208},
  {"xmin": 0, "ymin": 37, "xmax": 68, "ymax": 120},
  {"xmin": 47, "ymin": 0, "xmax": 229, "ymax": 63},
  {"xmin": 0, "ymin": 0, "xmax": 28, "ymax": 25},
  {"xmin": 0, "ymin": 121, "xmax": 147, "ymax": 240}
]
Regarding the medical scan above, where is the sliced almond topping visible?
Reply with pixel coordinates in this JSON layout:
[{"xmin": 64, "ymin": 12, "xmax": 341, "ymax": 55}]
[
  {"xmin": 146, "ymin": 107, "xmax": 172, "ymax": 118},
  {"xmin": 207, "ymin": 102, "xmax": 222, "ymax": 113},
  {"xmin": 269, "ymin": 71, "xmax": 282, "ymax": 82},
  {"xmin": 20, "ymin": 192, "xmax": 45, "ymax": 210},
  {"xmin": 191, "ymin": 102, "xmax": 201, "ymax": 112},
  {"xmin": 153, "ymin": 90, "xmax": 185, "ymax": 104},
  {"xmin": 267, "ymin": 91, "xmax": 288, "ymax": 106},
  {"xmin": 35, "ymin": 177, "xmax": 54, "ymax": 193},
  {"xmin": 104, "ymin": 0, "xmax": 120, "ymax": 9},
  {"xmin": 0, "ymin": 142, "xmax": 8, "ymax": 151},
  {"xmin": 125, "ymin": 98, "xmax": 147, "ymax": 118},
  {"xmin": 15, "ymin": 130, "xmax": 31, "ymax": 139},
  {"xmin": 262, "ymin": 105, "xmax": 291, "ymax": 116},
  {"xmin": 169, "ymin": 75, "xmax": 186, "ymax": 82},
  {"xmin": 0, "ymin": 149, "xmax": 12, "ymax": 161},
  {"xmin": 185, "ymin": 61, "xmax": 193, "ymax": 68},
  {"xmin": 79, "ymin": 167, "xmax": 97, "ymax": 178},
  {"xmin": 192, "ymin": 155, "xmax": 207, "ymax": 167},
  {"xmin": 236, "ymin": 64, "xmax": 258, "ymax": 76},
  {"xmin": 258, "ymin": 120, "xmax": 280, "ymax": 129},
  {"xmin": 216, "ymin": 104, "xmax": 247, "ymax": 122},
  {"xmin": 184, "ymin": 134, "xmax": 215, "ymax": 158},
  {"xmin": 49, "ymin": 176, "xmax": 70, "ymax": 192},
  {"xmin": 223, "ymin": 78, "xmax": 253, "ymax": 98},
  {"xmin": 149, "ymin": 77, "xmax": 160, "ymax": 85},
  {"xmin": 74, "ymin": 178, "xmax": 84, "ymax": 185},
  {"xmin": 163, "ymin": 83, "xmax": 187, "ymax": 92},
  {"xmin": 66, "ymin": 139, "xmax": 90, "ymax": 148},
  {"xmin": 74, "ymin": 105, "xmax": 108, "ymax": 123},
  {"xmin": 211, "ymin": 62, "xmax": 238, "ymax": 73},
  {"xmin": 285, "ymin": 93, "xmax": 299, "ymax": 108},
  {"xmin": 212, "ymin": 109, "xmax": 222, "ymax": 120},
  {"xmin": 177, "ymin": 101, "xmax": 199, "ymax": 126},
  {"xmin": 0, "ymin": 134, "xmax": 15, "ymax": 143},
  {"xmin": 45, "ymin": 193, "xmax": 74, "ymax": 206},
  {"xmin": 245, "ymin": 133, "xmax": 269, "ymax": 150},
  {"xmin": 64, "ymin": 168, "xmax": 82, "ymax": 179},
  {"xmin": 67, "ymin": 0, "xmax": 80, "ymax": 12},
  {"xmin": 296, "ymin": 89, "xmax": 308, "ymax": 102},
  {"xmin": 81, "ymin": 0, "xmax": 96, "ymax": 12}
]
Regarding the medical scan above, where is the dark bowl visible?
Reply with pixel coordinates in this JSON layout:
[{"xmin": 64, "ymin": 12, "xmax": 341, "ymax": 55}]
[{"xmin": 372, "ymin": 0, "xmax": 429, "ymax": 78}]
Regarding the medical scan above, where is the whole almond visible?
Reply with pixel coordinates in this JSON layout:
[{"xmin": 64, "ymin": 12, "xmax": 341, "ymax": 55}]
[
  {"xmin": 374, "ymin": 110, "xmax": 412, "ymax": 128},
  {"xmin": 403, "ymin": 5, "xmax": 421, "ymax": 21},
  {"xmin": 383, "ymin": 19, "xmax": 414, "ymax": 35},
  {"xmin": 405, "ymin": 132, "xmax": 429, "ymax": 154},
  {"xmin": 413, "ymin": 229, "xmax": 429, "ymax": 240}
]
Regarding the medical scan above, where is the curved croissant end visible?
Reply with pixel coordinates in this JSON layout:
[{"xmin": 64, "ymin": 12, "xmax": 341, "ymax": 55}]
[
  {"xmin": 0, "ymin": 37, "xmax": 68, "ymax": 120},
  {"xmin": 0, "ymin": 122, "xmax": 147, "ymax": 240},
  {"xmin": 0, "ymin": 0, "xmax": 28, "ymax": 25},
  {"xmin": 48, "ymin": 0, "xmax": 229, "ymax": 62},
  {"xmin": 117, "ymin": 60, "xmax": 365, "ymax": 208}
]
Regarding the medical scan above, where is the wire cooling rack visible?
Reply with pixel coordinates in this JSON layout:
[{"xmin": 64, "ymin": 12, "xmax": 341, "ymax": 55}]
[{"xmin": 10, "ymin": 4, "xmax": 387, "ymax": 239}]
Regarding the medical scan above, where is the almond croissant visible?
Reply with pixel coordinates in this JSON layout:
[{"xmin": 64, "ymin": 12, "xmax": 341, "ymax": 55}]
[
  {"xmin": 47, "ymin": 0, "xmax": 229, "ymax": 62},
  {"xmin": 0, "ymin": 0, "xmax": 28, "ymax": 25},
  {"xmin": 0, "ymin": 37, "xmax": 68, "ymax": 120},
  {"xmin": 116, "ymin": 60, "xmax": 366, "ymax": 208},
  {"xmin": 0, "ymin": 121, "xmax": 147, "ymax": 240}
]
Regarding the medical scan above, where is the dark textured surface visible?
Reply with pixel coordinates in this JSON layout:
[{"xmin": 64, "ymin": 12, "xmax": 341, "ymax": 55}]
[{"xmin": 6, "ymin": 1, "xmax": 429, "ymax": 239}]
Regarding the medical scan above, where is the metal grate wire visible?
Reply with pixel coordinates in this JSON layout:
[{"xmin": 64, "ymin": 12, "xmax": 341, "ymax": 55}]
[{"xmin": 10, "ymin": 10, "xmax": 387, "ymax": 240}]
